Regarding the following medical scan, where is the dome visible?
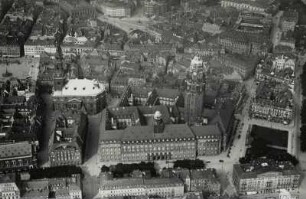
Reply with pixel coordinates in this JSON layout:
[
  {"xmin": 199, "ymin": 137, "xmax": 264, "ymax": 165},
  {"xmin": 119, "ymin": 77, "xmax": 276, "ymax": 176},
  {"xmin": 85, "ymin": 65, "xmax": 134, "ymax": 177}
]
[{"xmin": 154, "ymin": 111, "xmax": 162, "ymax": 120}]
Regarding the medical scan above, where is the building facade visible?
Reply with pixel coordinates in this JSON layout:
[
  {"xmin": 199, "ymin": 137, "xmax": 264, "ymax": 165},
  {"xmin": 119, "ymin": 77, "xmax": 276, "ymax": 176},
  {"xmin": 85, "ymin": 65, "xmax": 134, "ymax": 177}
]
[
  {"xmin": 0, "ymin": 43, "xmax": 20, "ymax": 58},
  {"xmin": 60, "ymin": 0, "xmax": 96, "ymax": 19},
  {"xmin": 144, "ymin": 0, "xmax": 168, "ymax": 17},
  {"xmin": 99, "ymin": 175, "xmax": 184, "ymax": 198},
  {"xmin": 173, "ymin": 168, "xmax": 221, "ymax": 195},
  {"xmin": 0, "ymin": 174, "xmax": 20, "ymax": 199},
  {"xmin": 184, "ymin": 43, "xmax": 225, "ymax": 57},
  {"xmin": 98, "ymin": 0, "xmax": 133, "ymax": 18},
  {"xmin": 184, "ymin": 56, "xmax": 206, "ymax": 125},
  {"xmin": 218, "ymin": 31, "xmax": 251, "ymax": 55},
  {"xmin": 119, "ymin": 86, "xmax": 184, "ymax": 107},
  {"xmin": 233, "ymin": 160, "xmax": 300, "ymax": 196},
  {"xmin": 192, "ymin": 125, "xmax": 222, "ymax": 156},
  {"xmin": 21, "ymin": 174, "xmax": 82, "ymax": 199},
  {"xmin": 24, "ymin": 36, "xmax": 56, "ymax": 57},
  {"xmin": 218, "ymin": 31, "xmax": 270, "ymax": 56}
]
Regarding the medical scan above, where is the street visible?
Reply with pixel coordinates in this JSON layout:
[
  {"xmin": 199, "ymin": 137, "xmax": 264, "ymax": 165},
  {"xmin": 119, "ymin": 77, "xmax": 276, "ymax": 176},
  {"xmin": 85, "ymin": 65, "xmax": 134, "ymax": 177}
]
[
  {"xmin": 38, "ymin": 94, "xmax": 56, "ymax": 167},
  {"xmin": 271, "ymin": 11, "xmax": 283, "ymax": 48},
  {"xmin": 82, "ymin": 112, "xmax": 103, "ymax": 199}
]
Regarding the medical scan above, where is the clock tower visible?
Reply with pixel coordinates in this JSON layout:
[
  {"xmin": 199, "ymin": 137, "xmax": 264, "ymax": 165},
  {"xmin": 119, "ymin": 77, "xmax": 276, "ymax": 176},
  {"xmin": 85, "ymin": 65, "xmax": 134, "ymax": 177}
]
[{"xmin": 184, "ymin": 55, "xmax": 207, "ymax": 125}]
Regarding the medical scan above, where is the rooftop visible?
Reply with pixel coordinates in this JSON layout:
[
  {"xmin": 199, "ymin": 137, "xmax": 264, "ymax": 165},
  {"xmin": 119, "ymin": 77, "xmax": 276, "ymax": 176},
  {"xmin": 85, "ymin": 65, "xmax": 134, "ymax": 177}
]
[
  {"xmin": 53, "ymin": 78, "xmax": 106, "ymax": 97},
  {"xmin": 100, "ymin": 104, "xmax": 224, "ymax": 143},
  {"xmin": 191, "ymin": 125, "xmax": 221, "ymax": 137},
  {"xmin": 98, "ymin": 0, "xmax": 134, "ymax": 8},
  {"xmin": 155, "ymin": 88, "xmax": 181, "ymax": 99},
  {"xmin": 254, "ymin": 81, "xmax": 293, "ymax": 108},
  {"xmin": 0, "ymin": 141, "xmax": 32, "ymax": 160},
  {"xmin": 234, "ymin": 159, "xmax": 299, "ymax": 179},
  {"xmin": 282, "ymin": 10, "xmax": 299, "ymax": 22}
]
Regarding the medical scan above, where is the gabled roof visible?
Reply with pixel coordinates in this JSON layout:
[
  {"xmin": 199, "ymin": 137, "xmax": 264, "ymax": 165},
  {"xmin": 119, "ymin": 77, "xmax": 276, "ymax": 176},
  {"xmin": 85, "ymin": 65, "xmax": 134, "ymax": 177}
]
[{"xmin": 155, "ymin": 88, "xmax": 181, "ymax": 99}]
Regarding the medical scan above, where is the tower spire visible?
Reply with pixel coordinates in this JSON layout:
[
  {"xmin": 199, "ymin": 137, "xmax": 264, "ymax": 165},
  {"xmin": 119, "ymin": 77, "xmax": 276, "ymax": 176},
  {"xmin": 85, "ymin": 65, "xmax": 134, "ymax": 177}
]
[{"xmin": 184, "ymin": 55, "xmax": 206, "ymax": 125}]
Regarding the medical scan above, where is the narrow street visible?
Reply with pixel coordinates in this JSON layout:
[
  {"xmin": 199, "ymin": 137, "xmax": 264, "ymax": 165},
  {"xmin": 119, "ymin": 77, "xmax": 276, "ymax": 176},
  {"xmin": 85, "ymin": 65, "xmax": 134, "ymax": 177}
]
[{"xmin": 297, "ymin": 56, "xmax": 306, "ymax": 199}]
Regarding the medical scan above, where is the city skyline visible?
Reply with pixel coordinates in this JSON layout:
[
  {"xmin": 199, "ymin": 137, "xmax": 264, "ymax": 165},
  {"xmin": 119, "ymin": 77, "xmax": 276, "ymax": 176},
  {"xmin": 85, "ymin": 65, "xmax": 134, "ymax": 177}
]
[{"xmin": 0, "ymin": 0, "xmax": 306, "ymax": 199}]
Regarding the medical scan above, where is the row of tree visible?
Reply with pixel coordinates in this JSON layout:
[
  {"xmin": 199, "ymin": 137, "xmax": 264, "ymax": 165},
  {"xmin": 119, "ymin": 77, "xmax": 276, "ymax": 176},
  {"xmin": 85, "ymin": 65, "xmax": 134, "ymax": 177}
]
[
  {"xmin": 29, "ymin": 166, "xmax": 82, "ymax": 179},
  {"xmin": 101, "ymin": 162, "xmax": 157, "ymax": 178},
  {"xmin": 240, "ymin": 137, "xmax": 299, "ymax": 166},
  {"xmin": 300, "ymin": 63, "xmax": 306, "ymax": 150},
  {"xmin": 301, "ymin": 63, "xmax": 306, "ymax": 97},
  {"xmin": 173, "ymin": 159, "xmax": 205, "ymax": 170}
]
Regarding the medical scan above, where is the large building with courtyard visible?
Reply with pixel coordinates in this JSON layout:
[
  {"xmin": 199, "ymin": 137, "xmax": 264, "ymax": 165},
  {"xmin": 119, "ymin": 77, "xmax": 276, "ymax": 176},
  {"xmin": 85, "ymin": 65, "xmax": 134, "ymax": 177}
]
[{"xmin": 98, "ymin": 106, "xmax": 223, "ymax": 163}]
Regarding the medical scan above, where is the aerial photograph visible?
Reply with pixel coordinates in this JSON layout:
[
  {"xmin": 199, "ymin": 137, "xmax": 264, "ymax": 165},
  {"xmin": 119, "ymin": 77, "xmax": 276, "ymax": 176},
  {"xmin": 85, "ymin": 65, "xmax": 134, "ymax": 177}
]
[{"xmin": 0, "ymin": 0, "xmax": 306, "ymax": 198}]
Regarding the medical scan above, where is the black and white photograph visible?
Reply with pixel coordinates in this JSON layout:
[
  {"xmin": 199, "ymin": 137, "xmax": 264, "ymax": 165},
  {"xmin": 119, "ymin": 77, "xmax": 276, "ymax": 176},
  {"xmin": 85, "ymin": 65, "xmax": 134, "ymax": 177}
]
[{"xmin": 0, "ymin": 0, "xmax": 306, "ymax": 198}]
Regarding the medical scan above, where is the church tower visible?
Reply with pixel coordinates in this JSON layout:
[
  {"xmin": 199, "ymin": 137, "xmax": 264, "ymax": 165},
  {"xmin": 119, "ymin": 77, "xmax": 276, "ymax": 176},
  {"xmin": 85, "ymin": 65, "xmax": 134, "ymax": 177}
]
[
  {"xmin": 184, "ymin": 55, "xmax": 206, "ymax": 125},
  {"xmin": 153, "ymin": 111, "xmax": 165, "ymax": 134}
]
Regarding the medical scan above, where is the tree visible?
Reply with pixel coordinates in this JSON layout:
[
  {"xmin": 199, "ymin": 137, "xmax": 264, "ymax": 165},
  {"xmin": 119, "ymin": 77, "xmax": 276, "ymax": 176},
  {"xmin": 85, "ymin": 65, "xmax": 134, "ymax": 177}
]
[
  {"xmin": 301, "ymin": 125, "xmax": 306, "ymax": 152},
  {"xmin": 173, "ymin": 159, "xmax": 205, "ymax": 169},
  {"xmin": 101, "ymin": 165, "xmax": 110, "ymax": 172},
  {"xmin": 301, "ymin": 100, "xmax": 306, "ymax": 125}
]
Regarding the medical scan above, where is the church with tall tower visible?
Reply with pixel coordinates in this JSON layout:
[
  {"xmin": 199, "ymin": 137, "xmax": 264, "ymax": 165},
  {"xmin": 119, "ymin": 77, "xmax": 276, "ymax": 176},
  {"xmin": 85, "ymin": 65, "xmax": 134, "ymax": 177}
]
[{"xmin": 184, "ymin": 55, "xmax": 207, "ymax": 125}]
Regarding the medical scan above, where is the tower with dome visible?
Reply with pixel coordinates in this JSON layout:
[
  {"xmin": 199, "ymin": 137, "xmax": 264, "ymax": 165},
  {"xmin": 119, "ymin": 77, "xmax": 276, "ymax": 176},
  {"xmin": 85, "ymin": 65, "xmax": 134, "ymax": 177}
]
[{"xmin": 184, "ymin": 55, "xmax": 207, "ymax": 125}]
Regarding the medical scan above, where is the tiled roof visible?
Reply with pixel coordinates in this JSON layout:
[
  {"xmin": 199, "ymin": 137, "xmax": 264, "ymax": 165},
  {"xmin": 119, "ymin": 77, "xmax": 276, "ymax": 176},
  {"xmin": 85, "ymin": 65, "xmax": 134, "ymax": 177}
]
[
  {"xmin": 155, "ymin": 88, "xmax": 181, "ymax": 99},
  {"xmin": 190, "ymin": 125, "xmax": 221, "ymax": 137},
  {"xmin": 282, "ymin": 10, "xmax": 298, "ymax": 22},
  {"xmin": 101, "ymin": 122, "xmax": 195, "ymax": 142},
  {"xmin": 0, "ymin": 141, "xmax": 32, "ymax": 160},
  {"xmin": 190, "ymin": 169, "xmax": 218, "ymax": 181},
  {"xmin": 122, "ymin": 123, "xmax": 194, "ymax": 141},
  {"xmin": 137, "ymin": 105, "xmax": 171, "ymax": 123},
  {"xmin": 23, "ymin": 179, "xmax": 49, "ymax": 190}
]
